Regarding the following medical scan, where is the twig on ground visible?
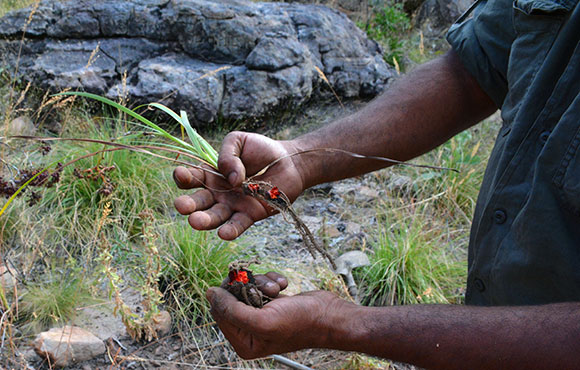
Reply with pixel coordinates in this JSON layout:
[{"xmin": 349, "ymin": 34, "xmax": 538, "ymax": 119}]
[{"xmin": 270, "ymin": 354, "xmax": 314, "ymax": 370}]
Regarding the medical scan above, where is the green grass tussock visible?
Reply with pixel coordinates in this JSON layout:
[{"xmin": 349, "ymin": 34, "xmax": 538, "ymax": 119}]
[
  {"xmin": 356, "ymin": 118, "xmax": 498, "ymax": 306},
  {"xmin": 18, "ymin": 272, "xmax": 91, "ymax": 334},
  {"xmin": 0, "ymin": 94, "xmax": 229, "ymax": 344},
  {"xmin": 358, "ymin": 214, "xmax": 467, "ymax": 306},
  {"xmin": 362, "ymin": 1, "xmax": 411, "ymax": 67},
  {"xmin": 162, "ymin": 225, "xmax": 236, "ymax": 323}
]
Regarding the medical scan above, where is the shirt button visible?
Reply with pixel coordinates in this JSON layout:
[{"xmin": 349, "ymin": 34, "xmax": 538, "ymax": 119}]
[
  {"xmin": 539, "ymin": 131, "xmax": 550, "ymax": 144},
  {"xmin": 474, "ymin": 278, "xmax": 486, "ymax": 292},
  {"xmin": 494, "ymin": 209, "xmax": 507, "ymax": 224}
]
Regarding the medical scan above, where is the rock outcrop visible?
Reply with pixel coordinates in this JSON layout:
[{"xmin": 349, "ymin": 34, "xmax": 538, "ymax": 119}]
[{"xmin": 0, "ymin": 0, "xmax": 392, "ymax": 127}]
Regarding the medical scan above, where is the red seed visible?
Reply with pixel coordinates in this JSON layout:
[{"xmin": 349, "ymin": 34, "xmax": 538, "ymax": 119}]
[
  {"xmin": 268, "ymin": 187, "xmax": 281, "ymax": 199},
  {"xmin": 229, "ymin": 270, "xmax": 250, "ymax": 285}
]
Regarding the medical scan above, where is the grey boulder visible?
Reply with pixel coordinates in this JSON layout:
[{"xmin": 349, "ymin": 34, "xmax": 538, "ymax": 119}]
[{"xmin": 0, "ymin": 0, "xmax": 393, "ymax": 127}]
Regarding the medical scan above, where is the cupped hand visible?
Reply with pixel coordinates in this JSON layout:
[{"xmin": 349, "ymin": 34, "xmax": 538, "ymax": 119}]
[
  {"xmin": 173, "ymin": 131, "xmax": 305, "ymax": 240},
  {"xmin": 222, "ymin": 271, "xmax": 289, "ymax": 299},
  {"xmin": 206, "ymin": 281, "xmax": 352, "ymax": 359}
]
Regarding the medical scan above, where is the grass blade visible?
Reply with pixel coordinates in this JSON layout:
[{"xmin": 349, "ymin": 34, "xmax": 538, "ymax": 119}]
[
  {"xmin": 149, "ymin": 103, "xmax": 218, "ymax": 168},
  {"xmin": 56, "ymin": 92, "xmax": 199, "ymax": 159},
  {"xmin": 179, "ymin": 110, "xmax": 204, "ymax": 160}
]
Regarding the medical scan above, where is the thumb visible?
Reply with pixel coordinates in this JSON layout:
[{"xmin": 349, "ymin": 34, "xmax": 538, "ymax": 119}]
[
  {"xmin": 206, "ymin": 287, "xmax": 243, "ymax": 319},
  {"xmin": 218, "ymin": 132, "xmax": 247, "ymax": 187},
  {"xmin": 207, "ymin": 287, "xmax": 261, "ymax": 326}
]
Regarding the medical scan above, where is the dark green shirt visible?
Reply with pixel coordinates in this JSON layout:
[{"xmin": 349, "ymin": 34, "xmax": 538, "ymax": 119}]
[{"xmin": 447, "ymin": 0, "xmax": 580, "ymax": 305}]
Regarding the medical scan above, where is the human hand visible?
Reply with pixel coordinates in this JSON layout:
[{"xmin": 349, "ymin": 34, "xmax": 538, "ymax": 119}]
[
  {"xmin": 207, "ymin": 273, "xmax": 355, "ymax": 359},
  {"xmin": 173, "ymin": 131, "xmax": 306, "ymax": 240}
]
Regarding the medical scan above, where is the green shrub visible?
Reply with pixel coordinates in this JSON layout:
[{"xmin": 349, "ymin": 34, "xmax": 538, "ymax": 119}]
[
  {"xmin": 362, "ymin": 2, "xmax": 411, "ymax": 67},
  {"xmin": 0, "ymin": 0, "xmax": 37, "ymax": 17}
]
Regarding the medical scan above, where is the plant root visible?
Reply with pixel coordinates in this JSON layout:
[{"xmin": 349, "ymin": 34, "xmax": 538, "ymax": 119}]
[
  {"xmin": 221, "ymin": 259, "xmax": 270, "ymax": 308},
  {"xmin": 242, "ymin": 180, "xmax": 337, "ymax": 270}
]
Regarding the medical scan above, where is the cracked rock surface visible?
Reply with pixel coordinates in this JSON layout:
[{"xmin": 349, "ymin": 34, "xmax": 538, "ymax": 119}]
[{"xmin": 0, "ymin": 0, "xmax": 392, "ymax": 127}]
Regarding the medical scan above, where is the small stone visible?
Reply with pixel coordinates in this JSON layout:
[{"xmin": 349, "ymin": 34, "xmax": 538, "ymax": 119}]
[
  {"xmin": 0, "ymin": 264, "xmax": 18, "ymax": 289},
  {"xmin": 288, "ymin": 234, "xmax": 302, "ymax": 243},
  {"xmin": 154, "ymin": 345, "xmax": 165, "ymax": 356},
  {"xmin": 327, "ymin": 202, "xmax": 339, "ymax": 213},
  {"xmin": 322, "ymin": 225, "xmax": 341, "ymax": 238},
  {"xmin": 34, "ymin": 326, "xmax": 105, "ymax": 367},
  {"xmin": 345, "ymin": 222, "xmax": 361, "ymax": 234},
  {"xmin": 7, "ymin": 116, "xmax": 35, "ymax": 136},
  {"xmin": 301, "ymin": 215, "xmax": 322, "ymax": 233},
  {"xmin": 349, "ymin": 185, "xmax": 380, "ymax": 203},
  {"xmin": 358, "ymin": 186, "xmax": 379, "ymax": 198},
  {"xmin": 18, "ymin": 347, "xmax": 38, "ymax": 362},
  {"xmin": 152, "ymin": 310, "xmax": 172, "ymax": 337},
  {"xmin": 281, "ymin": 268, "xmax": 318, "ymax": 296}
]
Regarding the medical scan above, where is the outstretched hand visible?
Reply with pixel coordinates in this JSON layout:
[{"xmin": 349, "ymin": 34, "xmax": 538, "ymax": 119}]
[
  {"xmin": 207, "ymin": 272, "xmax": 353, "ymax": 359},
  {"xmin": 173, "ymin": 131, "xmax": 305, "ymax": 240}
]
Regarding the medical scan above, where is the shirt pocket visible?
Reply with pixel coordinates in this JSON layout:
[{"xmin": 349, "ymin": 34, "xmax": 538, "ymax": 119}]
[
  {"xmin": 503, "ymin": 0, "xmax": 576, "ymax": 123},
  {"xmin": 513, "ymin": 0, "xmax": 576, "ymax": 30}
]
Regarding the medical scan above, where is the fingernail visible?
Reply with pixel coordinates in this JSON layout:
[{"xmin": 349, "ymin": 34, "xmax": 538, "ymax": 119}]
[{"xmin": 227, "ymin": 171, "xmax": 238, "ymax": 186}]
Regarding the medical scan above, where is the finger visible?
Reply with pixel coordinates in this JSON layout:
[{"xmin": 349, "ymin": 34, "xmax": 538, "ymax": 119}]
[
  {"xmin": 217, "ymin": 212, "xmax": 254, "ymax": 240},
  {"xmin": 254, "ymin": 275, "xmax": 282, "ymax": 298},
  {"xmin": 174, "ymin": 189, "xmax": 215, "ymax": 215},
  {"xmin": 264, "ymin": 272, "xmax": 288, "ymax": 291},
  {"xmin": 218, "ymin": 132, "xmax": 247, "ymax": 187},
  {"xmin": 188, "ymin": 203, "xmax": 232, "ymax": 230},
  {"xmin": 173, "ymin": 166, "xmax": 205, "ymax": 189}
]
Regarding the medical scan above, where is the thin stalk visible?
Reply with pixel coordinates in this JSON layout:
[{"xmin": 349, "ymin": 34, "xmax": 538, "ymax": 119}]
[
  {"xmin": 56, "ymin": 92, "xmax": 216, "ymax": 165},
  {"xmin": 8, "ymin": 136, "xmax": 225, "ymax": 179},
  {"xmin": 0, "ymin": 164, "xmax": 55, "ymax": 217}
]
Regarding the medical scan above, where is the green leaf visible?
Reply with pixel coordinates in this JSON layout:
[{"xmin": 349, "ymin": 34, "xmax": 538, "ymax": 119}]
[
  {"xmin": 57, "ymin": 92, "xmax": 219, "ymax": 169},
  {"xmin": 58, "ymin": 92, "xmax": 192, "ymax": 153}
]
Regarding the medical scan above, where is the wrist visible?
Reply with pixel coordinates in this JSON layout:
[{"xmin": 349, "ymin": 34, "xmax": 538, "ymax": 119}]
[
  {"xmin": 318, "ymin": 299, "xmax": 370, "ymax": 351},
  {"xmin": 285, "ymin": 137, "xmax": 322, "ymax": 190},
  {"xmin": 282, "ymin": 138, "xmax": 313, "ymax": 191}
]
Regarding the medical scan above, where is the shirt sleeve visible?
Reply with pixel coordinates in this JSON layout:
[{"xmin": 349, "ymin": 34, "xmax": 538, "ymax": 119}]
[{"xmin": 446, "ymin": 0, "xmax": 515, "ymax": 108}]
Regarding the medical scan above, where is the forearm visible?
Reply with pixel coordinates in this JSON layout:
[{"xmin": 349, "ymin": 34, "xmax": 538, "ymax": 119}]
[
  {"xmin": 329, "ymin": 302, "xmax": 580, "ymax": 369},
  {"xmin": 290, "ymin": 50, "xmax": 496, "ymax": 188}
]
